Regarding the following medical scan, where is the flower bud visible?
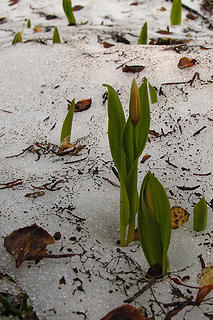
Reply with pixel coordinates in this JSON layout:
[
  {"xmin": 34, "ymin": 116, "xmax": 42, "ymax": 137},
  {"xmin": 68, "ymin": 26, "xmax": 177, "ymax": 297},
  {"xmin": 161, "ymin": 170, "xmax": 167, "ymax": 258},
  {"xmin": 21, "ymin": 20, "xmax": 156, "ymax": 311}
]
[{"xmin": 129, "ymin": 78, "xmax": 140, "ymax": 126}]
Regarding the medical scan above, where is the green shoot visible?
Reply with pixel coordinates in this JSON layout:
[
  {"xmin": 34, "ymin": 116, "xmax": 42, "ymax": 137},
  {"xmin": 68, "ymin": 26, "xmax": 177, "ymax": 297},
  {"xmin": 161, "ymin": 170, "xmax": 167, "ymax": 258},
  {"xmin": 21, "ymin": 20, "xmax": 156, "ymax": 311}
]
[
  {"xmin": 138, "ymin": 22, "xmax": 147, "ymax": 45},
  {"xmin": 138, "ymin": 171, "xmax": 171, "ymax": 275},
  {"xmin": 62, "ymin": 0, "xmax": 76, "ymax": 25},
  {"xmin": 103, "ymin": 79, "xmax": 157, "ymax": 246},
  {"xmin": 193, "ymin": 197, "xmax": 208, "ymax": 232},
  {"xmin": 170, "ymin": 0, "xmax": 182, "ymax": 25},
  {"xmin": 53, "ymin": 26, "xmax": 61, "ymax": 43},
  {"xmin": 12, "ymin": 31, "xmax": 22, "ymax": 45},
  {"xmin": 27, "ymin": 19, "xmax": 31, "ymax": 28},
  {"xmin": 60, "ymin": 99, "xmax": 75, "ymax": 145}
]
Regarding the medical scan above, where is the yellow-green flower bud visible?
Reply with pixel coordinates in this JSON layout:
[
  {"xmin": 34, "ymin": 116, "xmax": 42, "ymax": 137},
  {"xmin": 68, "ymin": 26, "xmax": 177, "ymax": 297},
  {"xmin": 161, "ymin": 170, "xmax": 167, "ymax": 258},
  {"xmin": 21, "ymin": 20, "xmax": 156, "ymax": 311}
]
[{"xmin": 129, "ymin": 78, "xmax": 140, "ymax": 126}]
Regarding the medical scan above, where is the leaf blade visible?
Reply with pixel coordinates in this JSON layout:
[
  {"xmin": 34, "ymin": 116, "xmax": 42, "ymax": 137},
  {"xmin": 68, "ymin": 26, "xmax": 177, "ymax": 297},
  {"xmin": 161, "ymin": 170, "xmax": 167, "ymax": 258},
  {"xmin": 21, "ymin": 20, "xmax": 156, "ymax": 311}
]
[{"xmin": 60, "ymin": 99, "xmax": 75, "ymax": 144}]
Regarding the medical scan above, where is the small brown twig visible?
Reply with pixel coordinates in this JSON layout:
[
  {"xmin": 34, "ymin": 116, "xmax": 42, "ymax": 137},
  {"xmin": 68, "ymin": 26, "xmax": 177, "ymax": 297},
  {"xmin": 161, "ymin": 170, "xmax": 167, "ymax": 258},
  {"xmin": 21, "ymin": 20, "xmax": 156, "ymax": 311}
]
[{"xmin": 0, "ymin": 179, "xmax": 23, "ymax": 190}]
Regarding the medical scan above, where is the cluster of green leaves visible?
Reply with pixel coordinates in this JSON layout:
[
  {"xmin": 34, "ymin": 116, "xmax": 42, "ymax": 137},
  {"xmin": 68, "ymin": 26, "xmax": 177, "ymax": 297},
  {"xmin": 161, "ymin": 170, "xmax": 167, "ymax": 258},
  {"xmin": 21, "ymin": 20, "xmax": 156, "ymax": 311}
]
[{"xmin": 104, "ymin": 79, "xmax": 157, "ymax": 246}]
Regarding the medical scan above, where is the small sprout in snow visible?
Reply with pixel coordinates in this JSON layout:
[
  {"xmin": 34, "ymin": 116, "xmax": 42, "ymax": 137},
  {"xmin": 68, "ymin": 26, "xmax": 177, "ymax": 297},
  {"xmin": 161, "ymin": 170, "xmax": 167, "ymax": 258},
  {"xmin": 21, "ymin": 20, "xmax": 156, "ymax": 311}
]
[
  {"xmin": 62, "ymin": 0, "xmax": 76, "ymax": 25},
  {"xmin": 170, "ymin": 0, "xmax": 182, "ymax": 25},
  {"xmin": 193, "ymin": 196, "xmax": 208, "ymax": 232},
  {"xmin": 12, "ymin": 31, "xmax": 22, "ymax": 44},
  {"xmin": 138, "ymin": 22, "xmax": 147, "ymax": 44},
  {"xmin": 59, "ymin": 99, "xmax": 75, "ymax": 153},
  {"xmin": 53, "ymin": 26, "xmax": 61, "ymax": 43},
  {"xmin": 26, "ymin": 19, "xmax": 31, "ymax": 28}
]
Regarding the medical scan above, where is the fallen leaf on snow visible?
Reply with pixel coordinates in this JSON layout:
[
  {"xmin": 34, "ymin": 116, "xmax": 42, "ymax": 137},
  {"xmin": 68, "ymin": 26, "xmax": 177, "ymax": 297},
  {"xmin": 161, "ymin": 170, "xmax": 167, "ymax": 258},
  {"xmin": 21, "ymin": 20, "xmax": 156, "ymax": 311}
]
[
  {"xmin": 24, "ymin": 191, "xmax": 45, "ymax": 198},
  {"xmin": 72, "ymin": 5, "xmax": 84, "ymax": 11},
  {"xmin": 74, "ymin": 98, "xmax": 92, "ymax": 112},
  {"xmin": 178, "ymin": 57, "xmax": 197, "ymax": 69},
  {"xmin": 34, "ymin": 25, "xmax": 42, "ymax": 33},
  {"xmin": 58, "ymin": 135, "xmax": 75, "ymax": 153},
  {"xmin": 102, "ymin": 41, "xmax": 115, "ymax": 48},
  {"xmin": 140, "ymin": 153, "xmax": 151, "ymax": 163},
  {"xmin": 196, "ymin": 263, "xmax": 213, "ymax": 302},
  {"xmin": 171, "ymin": 206, "xmax": 190, "ymax": 229},
  {"xmin": 4, "ymin": 224, "xmax": 55, "ymax": 267},
  {"xmin": 122, "ymin": 65, "xmax": 145, "ymax": 73},
  {"xmin": 101, "ymin": 304, "xmax": 147, "ymax": 320}
]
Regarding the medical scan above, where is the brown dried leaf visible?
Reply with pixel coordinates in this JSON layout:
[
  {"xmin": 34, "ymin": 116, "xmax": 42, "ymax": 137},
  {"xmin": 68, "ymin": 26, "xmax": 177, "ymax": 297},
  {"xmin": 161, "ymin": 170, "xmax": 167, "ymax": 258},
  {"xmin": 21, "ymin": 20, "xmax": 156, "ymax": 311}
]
[
  {"xmin": 101, "ymin": 304, "xmax": 147, "ymax": 320},
  {"xmin": 122, "ymin": 65, "xmax": 145, "ymax": 73},
  {"xmin": 59, "ymin": 136, "xmax": 75, "ymax": 153},
  {"xmin": 156, "ymin": 29, "xmax": 172, "ymax": 35},
  {"xmin": 9, "ymin": 0, "xmax": 19, "ymax": 6},
  {"xmin": 4, "ymin": 224, "xmax": 55, "ymax": 267},
  {"xmin": 160, "ymin": 6, "xmax": 166, "ymax": 11},
  {"xmin": 25, "ymin": 191, "xmax": 45, "ymax": 198},
  {"xmin": 72, "ymin": 5, "xmax": 84, "ymax": 11},
  {"xmin": 186, "ymin": 13, "xmax": 198, "ymax": 20},
  {"xmin": 0, "ymin": 17, "xmax": 7, "ymax": 24},
  {"xmin": 178, "ymin": 57, "xmax": 197, "ymax": 69},
  {"xmin": 171, "ymin": 206, "xmax": 190, "ymax": 229},
  {"xmin": 75, "ymin": 98, "xmax": 92, "ymax": 112},
  {"xmin": 141, "ymin": 153, "xmax": 151, "ymax": 163},
  {"xmin": 102, "ymin": 41, "xmax": 115, "ymax": 48}
]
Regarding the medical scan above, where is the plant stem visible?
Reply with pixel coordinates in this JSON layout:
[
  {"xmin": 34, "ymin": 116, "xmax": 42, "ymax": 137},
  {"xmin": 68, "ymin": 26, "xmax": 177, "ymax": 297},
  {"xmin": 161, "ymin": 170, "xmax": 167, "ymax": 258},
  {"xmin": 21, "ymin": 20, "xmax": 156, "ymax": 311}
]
[{"xmin": 127, "ymin": 126, "xmax": 138, "ymax": 244}]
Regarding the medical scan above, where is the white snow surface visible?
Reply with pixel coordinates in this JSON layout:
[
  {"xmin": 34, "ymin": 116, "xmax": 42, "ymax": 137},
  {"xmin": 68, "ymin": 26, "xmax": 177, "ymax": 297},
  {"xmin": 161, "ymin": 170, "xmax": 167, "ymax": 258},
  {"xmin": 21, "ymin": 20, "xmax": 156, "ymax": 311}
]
[{"xmin": 0, "ymin": 1, "xmax": 213, "ymax": 320}]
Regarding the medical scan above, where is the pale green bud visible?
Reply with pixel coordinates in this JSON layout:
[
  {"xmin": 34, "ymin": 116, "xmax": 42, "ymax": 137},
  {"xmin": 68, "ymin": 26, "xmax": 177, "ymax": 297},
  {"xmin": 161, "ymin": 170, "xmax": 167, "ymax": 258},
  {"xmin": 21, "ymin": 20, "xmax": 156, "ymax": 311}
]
[{"xmin": 129, "ymin": 78, "xmax": 140, "ymax": 126}]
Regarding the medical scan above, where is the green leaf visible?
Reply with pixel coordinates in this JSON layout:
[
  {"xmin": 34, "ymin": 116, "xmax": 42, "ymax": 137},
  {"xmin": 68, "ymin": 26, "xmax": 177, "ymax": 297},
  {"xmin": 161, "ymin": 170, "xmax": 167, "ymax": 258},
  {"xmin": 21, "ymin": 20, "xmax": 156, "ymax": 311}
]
[
  {"xmin": 170, "ymin": 0, "xmax": 182, "ymax": 25},
  {"xmin": 62, "ymin": 0, "xmax": 76, "ymax": 25},
  {"xmin": 26, "ymin": 19, "xmax": 31, "ymax": 28},
  {"xmin": 60, "ymin": 99, "xmax": 75, "ymax": 144},
  {"xmin": 103, "ymin": 84, "xmax": 126, "ymax": 172},
  {"xmin": 53, "ymin": 26, "xmax": 61, "ymax": 43},
  {"xmin": 134, "ymin": 79, "xmax": 150, "ymax": 158},
  {"xmin": 138, "ymin": 22, "xmax": 147, "ymax": 44},
  {"xmin": 148, "ymin": 83, "xmax": 158, "ymax": 104},
  {"xmin": 138, "ymin": 171, "xmax": 171, "ymax": 274},
  {"xmin": 193, "ymin": 197, "xmax": 208, "ymax": 232},
  {"xmin": 12, "ymin": 31, "xmax": 22, "ymax": 45}
]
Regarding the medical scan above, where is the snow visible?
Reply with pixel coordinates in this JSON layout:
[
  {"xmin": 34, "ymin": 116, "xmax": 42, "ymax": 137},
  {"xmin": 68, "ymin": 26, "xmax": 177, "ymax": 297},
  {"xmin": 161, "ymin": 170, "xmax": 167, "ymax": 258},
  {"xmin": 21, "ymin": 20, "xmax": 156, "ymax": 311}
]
[{"xmin": 0, "ymin": 1, "xmax": 213, "ymax": 319}]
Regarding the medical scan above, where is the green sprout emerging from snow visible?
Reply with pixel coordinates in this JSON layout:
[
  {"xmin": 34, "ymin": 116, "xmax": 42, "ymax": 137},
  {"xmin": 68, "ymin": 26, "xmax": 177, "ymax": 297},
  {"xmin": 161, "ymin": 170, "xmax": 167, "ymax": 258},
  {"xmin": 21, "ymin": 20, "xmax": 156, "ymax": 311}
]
[
  {"xmin": 53, "ymin": 26, "xmax": 61, "ymax": 43},
  {"xmin": 138, "ymin": 171, "xmax": 171, "ymax": 275},
  {"xmin": 104, "ymin": 78, "xmax": 157, "ymax": 246},
  {"xmin": 193, "ymin": 196, "xmax": 208, "ymax": 232},
  {"xmin": 12, "ymin": 31, "xmax": 22, "ymax": 45},
  {"xmin": 138, "ymin": 22, "xmax": 147, "ymax": 45}
]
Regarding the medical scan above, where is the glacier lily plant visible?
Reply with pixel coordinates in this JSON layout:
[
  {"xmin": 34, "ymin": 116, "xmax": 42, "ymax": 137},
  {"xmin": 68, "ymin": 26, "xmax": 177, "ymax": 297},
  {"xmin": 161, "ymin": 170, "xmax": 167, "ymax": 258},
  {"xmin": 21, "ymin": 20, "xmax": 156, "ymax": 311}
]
[{"xmin": 103, "ymin": 78, "xmax": 157, "ymax": 246}]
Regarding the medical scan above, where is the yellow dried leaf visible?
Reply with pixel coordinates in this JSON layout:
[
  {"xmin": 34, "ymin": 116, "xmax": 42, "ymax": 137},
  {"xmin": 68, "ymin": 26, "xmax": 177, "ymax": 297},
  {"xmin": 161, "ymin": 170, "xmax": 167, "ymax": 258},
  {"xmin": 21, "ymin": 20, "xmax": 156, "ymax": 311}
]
[
  {"xmin": 34, "ymin": 25, "xmax": 42, "ymax": 32},
  {"xmin": 198, "ymin": 263, "xmax": 213, "ymax": 287},
  {"xmin": 171, "ymin": 206, "xmax": 189, "ymax": 229}
]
